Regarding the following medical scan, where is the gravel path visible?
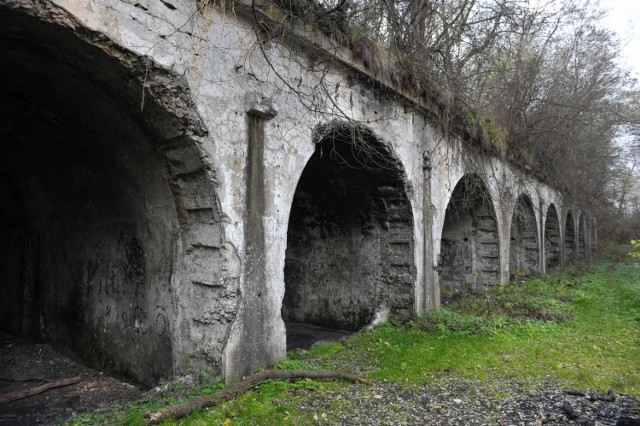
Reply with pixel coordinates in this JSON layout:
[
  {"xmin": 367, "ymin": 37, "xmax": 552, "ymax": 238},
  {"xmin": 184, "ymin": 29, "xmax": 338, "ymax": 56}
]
[
  {"xmin": 300, "ymin": 376, "xmax": 640, "ymax": 425},
  {"xmin": 1, "ymin": 335, "xmax": 638, "ymax": 425}
]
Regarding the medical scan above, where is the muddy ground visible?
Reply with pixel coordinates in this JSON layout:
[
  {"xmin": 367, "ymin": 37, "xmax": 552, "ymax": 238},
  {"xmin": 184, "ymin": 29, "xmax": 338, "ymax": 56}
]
[
  {"xmin": 0, "ymin": 332, "xmax": 142, "ymax": 425},
  {"xmin": 0, "ymin": 323, "xmax": 346, "ymax": 425}
]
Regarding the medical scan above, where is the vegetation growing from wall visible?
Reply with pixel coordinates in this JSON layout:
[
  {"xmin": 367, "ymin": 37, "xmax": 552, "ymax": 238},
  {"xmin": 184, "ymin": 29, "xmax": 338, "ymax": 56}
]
[{"xmin": 211, "ymin": 0, "xmax": 640, "ymax": 233}]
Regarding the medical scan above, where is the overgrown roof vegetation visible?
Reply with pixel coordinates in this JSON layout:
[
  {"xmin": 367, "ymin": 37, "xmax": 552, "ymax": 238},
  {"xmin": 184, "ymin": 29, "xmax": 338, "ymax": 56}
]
[{"xmin": 226, "ymin": 0, "xmax": 640, "ymax": 234}]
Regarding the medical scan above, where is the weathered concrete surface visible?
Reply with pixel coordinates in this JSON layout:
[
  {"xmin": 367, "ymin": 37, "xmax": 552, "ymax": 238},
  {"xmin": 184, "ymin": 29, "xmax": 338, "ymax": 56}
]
[{"xmin": 0, "ymin": 0, "xmax": 597, "ymax": 385}]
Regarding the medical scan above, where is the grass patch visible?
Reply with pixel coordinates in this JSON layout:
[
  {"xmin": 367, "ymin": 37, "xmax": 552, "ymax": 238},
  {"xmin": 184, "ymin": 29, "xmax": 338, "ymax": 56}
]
[
  {"xmin": 65, "ymin": 248, "xmax": 640, "ymax": 425},
  {"xmin": 332, "ymin": 256, "xmax": 640, "ymax": 392}
]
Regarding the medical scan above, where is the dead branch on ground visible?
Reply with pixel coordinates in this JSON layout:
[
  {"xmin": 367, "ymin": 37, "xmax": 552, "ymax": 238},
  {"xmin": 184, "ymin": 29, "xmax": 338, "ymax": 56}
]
[
  {"xmin": 144, "ymin": 369, "xmax": 371, "ymax": 424},
  {"xmin": 0, "ymin": 376, "xmax": 81, "ymax": 405}
]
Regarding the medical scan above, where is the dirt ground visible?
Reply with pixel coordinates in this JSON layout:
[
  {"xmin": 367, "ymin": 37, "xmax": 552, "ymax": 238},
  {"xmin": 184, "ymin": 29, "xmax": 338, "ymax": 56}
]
[
  {"xmin": 0, "ymin": 332, "xmax": 142, "ymax": 425},
  {"xmin": 0, "ymin": 323, "xmax": 351, "ymax": 425}
]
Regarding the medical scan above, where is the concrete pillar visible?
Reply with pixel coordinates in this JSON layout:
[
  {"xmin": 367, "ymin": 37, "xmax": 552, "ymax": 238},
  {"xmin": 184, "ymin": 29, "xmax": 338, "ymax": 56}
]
[
  {"xmin": 224, "ymin": 94, "xmax": 281, "ymax": 382},
  {"xmin": 422, "ymin": 154, "xmax": 438, "ymax": 309}
]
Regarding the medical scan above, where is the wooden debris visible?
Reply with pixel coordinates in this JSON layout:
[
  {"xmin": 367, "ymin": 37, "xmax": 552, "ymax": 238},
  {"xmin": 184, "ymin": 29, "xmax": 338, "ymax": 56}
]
[
  {"xmin": 0, "ymin": 376, "xmax": 81, "ymax": 405},
  {"xmin": 145, "ymin": 369, "xmax": 371, "ymax": 425}
]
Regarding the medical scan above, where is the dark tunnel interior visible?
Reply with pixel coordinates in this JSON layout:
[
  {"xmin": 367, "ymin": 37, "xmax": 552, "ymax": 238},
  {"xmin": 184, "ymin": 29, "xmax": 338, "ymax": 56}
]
[
  {"xmin": 545, "ymin": 204, "xmax": 561, "ymax": 269},
  {"xmin": 283, "ymin": 128, "xmax": 415, "ymax": 336},
  {"xmin": 0, "ymin": 10, "xmax": 180, "ymax": 386},
  {"xmin": 439, "ymin": 174, "xmax": 500, "ymax": 302},
  {"xmin": 509, "ymin": 195, "xmax": 539, "ymax": 277},
  {"xmin": 565, "ymin": 212, "xmax": 576, "ymax": 261}
]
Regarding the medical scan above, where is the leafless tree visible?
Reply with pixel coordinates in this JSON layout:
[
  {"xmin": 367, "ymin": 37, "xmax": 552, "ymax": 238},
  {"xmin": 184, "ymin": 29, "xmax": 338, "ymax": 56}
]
[{"xmin": 220, "ymin": 0, "xmax": 640, "ymax": 234}]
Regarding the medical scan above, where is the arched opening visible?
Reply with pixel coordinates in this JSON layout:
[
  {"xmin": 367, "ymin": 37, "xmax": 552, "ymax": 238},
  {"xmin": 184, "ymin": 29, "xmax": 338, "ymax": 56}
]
[
  {"xmin": 438, "ymin": 174, "xmax": 499, "ymax": 303},
  {"xmin": 544, "ymin": 204, "xmax": 561, "ymax": 269},
  {"xmin": 564, "ymin": 211, "xmax": 576, "ymax": 261},
  {"xmin": 283, "ymin": 125, "xmax": 415, "ymax": 348},
  {"xmin": 0, "ymin": 5, "xmax": 226, "ymax": 387},
  {"xmin": 577, "ymin": 216, "xmax": 586, "ymax": 257},
  {"xmin": 509, "ymin": 195, "xmax": 539, "ymax": 277}
]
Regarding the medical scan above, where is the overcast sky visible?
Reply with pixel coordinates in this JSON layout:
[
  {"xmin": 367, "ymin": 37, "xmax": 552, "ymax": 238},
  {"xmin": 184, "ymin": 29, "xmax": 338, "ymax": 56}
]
[{"xmin": 601, "ymin": 0, "xmax": 640, "ymax": 79}]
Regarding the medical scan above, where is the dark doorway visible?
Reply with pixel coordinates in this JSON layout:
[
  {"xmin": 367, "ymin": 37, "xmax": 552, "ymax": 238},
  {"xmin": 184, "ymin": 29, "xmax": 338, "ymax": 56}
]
[
  {"xmin": 545, "ymin": 204, "xmax": 561, "ymax": 269},
  {"xmin": 439, "ymin": 174, "xmax": 499, "ymax": 303},
  {"xmin": 577, "ymin": 217, "xmax": 587, "ymax": 257},
  {"xmin": 564, "ymin": 212, "xmax": 576, "ymax": 261},
  {"xmin": 0, "ymin": 8, "xmax": 182, "ymax": 386},
  {"xmin": 509, "ymin": 195, "xmax": 539, "ymax": 277},
  {"xmin": 283, "ymin": 125, "xmax": 415, "ymax": 349}
]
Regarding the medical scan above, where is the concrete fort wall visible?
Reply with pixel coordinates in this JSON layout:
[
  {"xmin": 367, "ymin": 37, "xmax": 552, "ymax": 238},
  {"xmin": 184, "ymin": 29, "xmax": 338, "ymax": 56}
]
[{"xmin": 0, "ymin": 0, "xmax": 597, "ymax": 385}]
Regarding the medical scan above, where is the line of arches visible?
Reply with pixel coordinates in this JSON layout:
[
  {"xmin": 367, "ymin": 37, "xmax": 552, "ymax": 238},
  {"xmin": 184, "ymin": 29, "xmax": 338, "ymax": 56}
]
[
  {"xmin": 435, "ymin": 173, "xmax": 596, "ymax": 300},
  {"xmin": 3, "ymin": 0, "xmax": 601, "ymax": 388},
  {"xmin": 281, "ymin": 134, "xmax": 597, "ymax": 348}
]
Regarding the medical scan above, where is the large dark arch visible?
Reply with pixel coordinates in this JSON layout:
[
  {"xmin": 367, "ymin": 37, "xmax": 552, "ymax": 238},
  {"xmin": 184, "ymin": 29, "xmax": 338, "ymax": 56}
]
[
  {"xmin": 544, "ymin": 204, "xmax": 561, "ymax": 269},
  {"xmin": 0, "ymin": 3, "xmax": 227, "ymax": 386},
  {"xmin": 564, "ymin": 211, "xmax": 576, "ymax": 261},
  {"xmin": 283, "ymin": 124, "xmax": 415, "ymax": 337},
  {"xmin": 509, "ymin": 194, "xmax": 539, "ymax": 276},
  {"xmin": 438, "ymin": 174, "xmax": 499, "ymax": 303}
]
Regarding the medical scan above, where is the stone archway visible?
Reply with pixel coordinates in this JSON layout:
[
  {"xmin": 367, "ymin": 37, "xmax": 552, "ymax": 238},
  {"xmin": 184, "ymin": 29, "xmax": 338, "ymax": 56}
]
[
  {"xmin": 0, "ymin": 3, "xmax": 232, "ymax": 386},
  {"xmin": 545, "ymin": 204, "xmax": 561, "ymax": 269},
  {"xmin": 438, "ymin": 174, "xmax": 499, "ymax": 303},
  {"xmin": 564, "ymin": 211, "xmax": 576, "ymax": 261},
  {"xmin": 509, "ymin": 195, "xmax": 539, "ymax": 277},
  {"xmin": 283, "ymin": 124, "xmax": 415, "ymax": 345}
]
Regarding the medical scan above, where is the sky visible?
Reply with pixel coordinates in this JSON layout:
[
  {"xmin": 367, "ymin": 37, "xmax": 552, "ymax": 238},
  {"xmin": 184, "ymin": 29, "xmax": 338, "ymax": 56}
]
[{"xmin": 601, "ymin": 0, "xmax": 640, "ymax": 79}]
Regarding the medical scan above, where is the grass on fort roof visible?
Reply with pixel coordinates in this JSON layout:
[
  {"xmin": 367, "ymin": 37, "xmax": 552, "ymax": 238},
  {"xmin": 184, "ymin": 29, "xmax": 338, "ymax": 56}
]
[{"xmin": 65, "ymin": 244, "xmax": 640, "ymax": 425}]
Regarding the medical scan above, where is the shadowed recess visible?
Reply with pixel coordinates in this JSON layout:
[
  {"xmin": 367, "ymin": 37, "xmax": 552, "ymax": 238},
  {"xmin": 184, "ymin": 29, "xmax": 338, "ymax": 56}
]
[
  {"xmin": 577, "ymin": 216, "xmax": 587, "ymax": 257},
  {"xmin": 0, "ymin": 7, "xmax": 189, "ymax": 387},
  {"xmin": 565, "ymin": 211, "xmax": 576, "ymax": 261},
  {"xmin": 283, "ymin": 124, "xmax": 415, "ymax": 340},
  {"xmin": 509, "ymin": 195, "xmax": 539, "ymax": 277},
  {"xmin": 545, "ymin": 204, "xmax": 561, "ymax": 269},
  {"xmin": 438, "ymin": 174, "xmax": 500, "ymax": 304}
]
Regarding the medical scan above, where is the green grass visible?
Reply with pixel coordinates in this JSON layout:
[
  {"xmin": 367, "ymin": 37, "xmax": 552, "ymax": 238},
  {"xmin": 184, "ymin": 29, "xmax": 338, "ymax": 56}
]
[
  {"xmin": 330, "ymin": 258, "xmax": 639, "ymax": 392},
  {"xmin": 65, "ymin": 247, "xmax": 640, "ymax": 425}
]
